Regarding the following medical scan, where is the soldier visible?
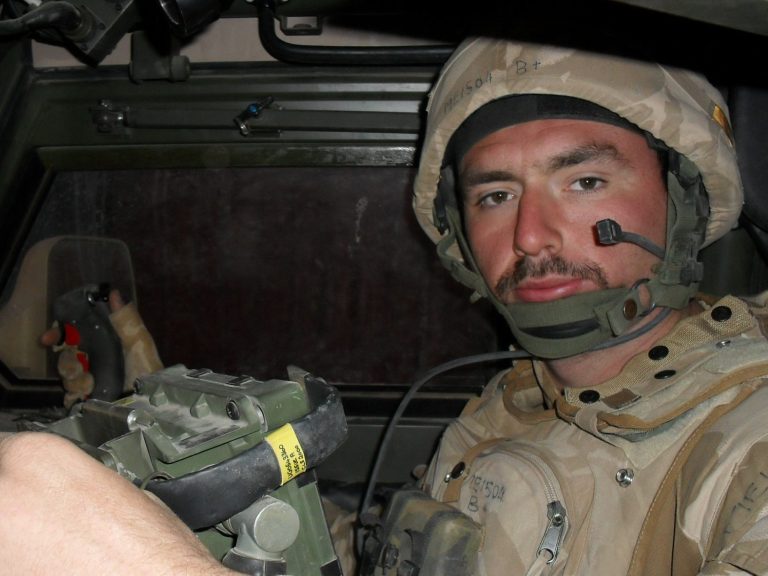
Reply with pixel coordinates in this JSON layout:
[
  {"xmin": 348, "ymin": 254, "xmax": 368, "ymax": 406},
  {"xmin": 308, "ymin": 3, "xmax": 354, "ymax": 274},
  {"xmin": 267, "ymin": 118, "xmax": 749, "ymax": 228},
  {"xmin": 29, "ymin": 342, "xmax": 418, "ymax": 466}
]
[
  {"xmin": 371, "ymin": 37, "xmax": 766, "ymax": 575},
  {"xmin": 1, "ymin": 37, "xmax": 766, "ymax": 575}
]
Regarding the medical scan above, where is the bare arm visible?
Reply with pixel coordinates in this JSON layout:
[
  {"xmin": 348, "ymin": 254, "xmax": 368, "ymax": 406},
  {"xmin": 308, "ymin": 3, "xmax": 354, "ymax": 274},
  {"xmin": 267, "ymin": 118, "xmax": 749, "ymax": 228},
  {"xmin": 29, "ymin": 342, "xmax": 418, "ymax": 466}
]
[{"xmin": 0, "ymin": 431, "xmax": 236, "ymax": 576}]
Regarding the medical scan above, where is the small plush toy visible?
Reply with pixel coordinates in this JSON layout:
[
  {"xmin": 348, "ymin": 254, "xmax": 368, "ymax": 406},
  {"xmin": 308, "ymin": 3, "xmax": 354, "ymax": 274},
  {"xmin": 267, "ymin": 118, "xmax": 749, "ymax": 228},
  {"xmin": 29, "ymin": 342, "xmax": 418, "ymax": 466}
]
[{"xmin": 49, "ymin": 321, "xmax": 95, "ymax": 408}]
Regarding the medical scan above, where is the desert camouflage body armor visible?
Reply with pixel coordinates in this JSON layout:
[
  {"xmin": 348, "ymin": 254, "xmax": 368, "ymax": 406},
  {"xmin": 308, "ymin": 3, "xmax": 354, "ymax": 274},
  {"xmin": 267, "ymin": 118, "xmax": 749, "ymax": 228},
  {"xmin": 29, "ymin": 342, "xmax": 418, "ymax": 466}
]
[
  {"xmin": 402, "ymin": 297, "xmax": 768, "ymax": 576},
  {"xmin": 366, "ymin": 295, "xmax": 768, "ymax": 575}
]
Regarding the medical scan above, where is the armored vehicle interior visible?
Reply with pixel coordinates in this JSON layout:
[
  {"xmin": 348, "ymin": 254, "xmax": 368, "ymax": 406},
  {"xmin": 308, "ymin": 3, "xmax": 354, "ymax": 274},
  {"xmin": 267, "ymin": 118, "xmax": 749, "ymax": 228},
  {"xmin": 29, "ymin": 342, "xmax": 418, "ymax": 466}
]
[{"xmin": 2, "ymin": 0, "xmax": 768, "ymax": 570}]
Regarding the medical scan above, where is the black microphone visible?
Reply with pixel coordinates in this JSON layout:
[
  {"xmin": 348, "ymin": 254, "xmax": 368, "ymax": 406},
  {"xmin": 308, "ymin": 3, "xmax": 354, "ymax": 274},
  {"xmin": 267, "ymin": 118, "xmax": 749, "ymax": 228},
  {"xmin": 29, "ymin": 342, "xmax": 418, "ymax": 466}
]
[{"xmin": 596, "ymin": 219, "xmax": 665, "ymax": 259}]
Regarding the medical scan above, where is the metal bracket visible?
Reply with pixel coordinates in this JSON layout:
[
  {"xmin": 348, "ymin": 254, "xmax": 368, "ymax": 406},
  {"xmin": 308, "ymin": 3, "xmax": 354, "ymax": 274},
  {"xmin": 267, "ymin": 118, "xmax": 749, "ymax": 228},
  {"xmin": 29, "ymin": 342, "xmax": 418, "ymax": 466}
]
[
  {"xmin": 90, "ymin": 99, "xmax": 128, "ymax": 133},
  {"xmin": 234, "ymin": 97, "xmax": 276, "ymax": 136},
  {"xmin": 129, "ymin": 30, "xmax": 190, "ymax": 83},
  {"xmin": 278, "ymin": 15, "xmax": 323, "ymax": 36}
]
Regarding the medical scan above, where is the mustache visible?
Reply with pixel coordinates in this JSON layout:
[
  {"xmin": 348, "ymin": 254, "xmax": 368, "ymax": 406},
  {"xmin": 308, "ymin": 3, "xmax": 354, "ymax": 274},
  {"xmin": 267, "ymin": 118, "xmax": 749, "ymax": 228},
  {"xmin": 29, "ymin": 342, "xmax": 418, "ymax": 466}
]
[{"xmin": 495, "ymin": 256, "xmax": 609, "ymax": 300}]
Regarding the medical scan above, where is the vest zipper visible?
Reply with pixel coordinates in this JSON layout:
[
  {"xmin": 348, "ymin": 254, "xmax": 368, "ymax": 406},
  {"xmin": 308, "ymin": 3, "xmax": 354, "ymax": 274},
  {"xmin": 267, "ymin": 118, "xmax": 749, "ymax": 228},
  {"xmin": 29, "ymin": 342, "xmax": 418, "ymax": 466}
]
[
  {"xmin": 537, "ymin": 501, "xmax": 567, "ymax": 563},
  {"xmin": 510, "ymin": 448, "xmax": 569, "ymax": 576}
]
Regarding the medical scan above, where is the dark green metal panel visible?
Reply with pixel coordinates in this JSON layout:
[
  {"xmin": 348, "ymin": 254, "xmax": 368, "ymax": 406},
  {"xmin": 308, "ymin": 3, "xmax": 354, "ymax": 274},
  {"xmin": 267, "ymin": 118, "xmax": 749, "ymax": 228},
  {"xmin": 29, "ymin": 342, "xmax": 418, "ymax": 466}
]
[{"xmin": 0, "ymin": 61, "xmax": 437, "ymax": 294}]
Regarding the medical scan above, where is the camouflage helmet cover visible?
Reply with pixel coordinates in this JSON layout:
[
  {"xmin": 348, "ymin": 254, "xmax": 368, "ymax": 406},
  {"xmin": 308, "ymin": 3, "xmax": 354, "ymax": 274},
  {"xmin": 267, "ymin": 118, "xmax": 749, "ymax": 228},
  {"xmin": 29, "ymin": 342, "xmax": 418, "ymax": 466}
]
[{"xmin": 413, "ymin": 38, "xmax": 743, "ymax": 257}]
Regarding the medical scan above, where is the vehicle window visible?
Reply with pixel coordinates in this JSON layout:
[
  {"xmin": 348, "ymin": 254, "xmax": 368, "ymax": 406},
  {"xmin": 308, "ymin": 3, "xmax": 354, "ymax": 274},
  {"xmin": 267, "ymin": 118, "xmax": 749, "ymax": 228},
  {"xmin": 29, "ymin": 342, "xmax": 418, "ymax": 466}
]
[{"xmin": 0, "ymin": 166, "xmax": 502, "ymax": 413}]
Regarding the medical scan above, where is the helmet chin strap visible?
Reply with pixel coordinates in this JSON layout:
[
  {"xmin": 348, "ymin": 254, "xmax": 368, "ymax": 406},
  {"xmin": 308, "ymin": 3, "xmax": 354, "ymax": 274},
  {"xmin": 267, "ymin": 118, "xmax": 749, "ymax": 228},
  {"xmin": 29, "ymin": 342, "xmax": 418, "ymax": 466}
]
[{"xmin": 433, "ymin": 151, "xmax": 709, "ymax": 360}]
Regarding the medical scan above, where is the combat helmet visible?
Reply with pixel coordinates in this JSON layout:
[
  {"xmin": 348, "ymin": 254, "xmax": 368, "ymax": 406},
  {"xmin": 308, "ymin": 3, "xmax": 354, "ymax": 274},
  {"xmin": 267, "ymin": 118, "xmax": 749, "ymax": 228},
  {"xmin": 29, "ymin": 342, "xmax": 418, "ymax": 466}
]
[{"xmin": 413, "ymin": 38, "xmax": 743, "ymax": 359}]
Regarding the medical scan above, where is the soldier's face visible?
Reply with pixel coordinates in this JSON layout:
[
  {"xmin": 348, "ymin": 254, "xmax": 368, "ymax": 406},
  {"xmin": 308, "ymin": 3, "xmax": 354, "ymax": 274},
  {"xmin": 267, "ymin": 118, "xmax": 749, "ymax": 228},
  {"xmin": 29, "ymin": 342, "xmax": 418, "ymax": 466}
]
[{"xmin": 459, "ymin": 119, "xmax": 667, "ymax": 304}]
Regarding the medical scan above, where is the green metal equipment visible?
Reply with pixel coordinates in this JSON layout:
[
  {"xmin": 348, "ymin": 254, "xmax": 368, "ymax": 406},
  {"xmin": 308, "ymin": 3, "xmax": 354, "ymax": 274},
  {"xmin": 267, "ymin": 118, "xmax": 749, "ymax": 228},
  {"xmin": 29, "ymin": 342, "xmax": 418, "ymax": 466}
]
[{"xmin": 33, "ymin": 363, "xmax": 348, "ymax": 575}]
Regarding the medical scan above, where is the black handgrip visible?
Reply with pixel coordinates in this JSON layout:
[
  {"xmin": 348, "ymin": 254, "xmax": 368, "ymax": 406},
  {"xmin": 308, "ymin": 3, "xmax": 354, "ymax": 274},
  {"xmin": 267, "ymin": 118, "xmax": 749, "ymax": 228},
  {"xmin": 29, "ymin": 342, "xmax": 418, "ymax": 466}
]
[
  {"xmin": 143, "ymin": 377, "xmax": 348, "ymax": 529},
  {"xmin": 52, "ymin": 283, "xmax": 125, "ymax": 401}
]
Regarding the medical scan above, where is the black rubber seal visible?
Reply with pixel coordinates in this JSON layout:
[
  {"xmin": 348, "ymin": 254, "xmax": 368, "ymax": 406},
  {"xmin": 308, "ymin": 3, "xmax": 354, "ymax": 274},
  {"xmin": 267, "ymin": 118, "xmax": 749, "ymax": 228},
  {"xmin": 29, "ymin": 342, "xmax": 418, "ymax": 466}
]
[{"xmin": 143, "ymin": 377, "xmax": 347, "ymax": 529}]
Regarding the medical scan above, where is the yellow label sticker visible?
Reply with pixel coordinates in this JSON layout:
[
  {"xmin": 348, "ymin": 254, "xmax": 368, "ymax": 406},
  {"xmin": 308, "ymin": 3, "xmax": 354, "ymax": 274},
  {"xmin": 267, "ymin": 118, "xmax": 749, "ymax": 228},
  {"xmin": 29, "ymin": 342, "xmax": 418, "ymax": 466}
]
[
  {"xmin": 712, "ymin": 104, "xmax": 735, "ymax": 147},
  {"xmin": 265, "ymin": 424, "xmax": 307, "ymax": 485}
]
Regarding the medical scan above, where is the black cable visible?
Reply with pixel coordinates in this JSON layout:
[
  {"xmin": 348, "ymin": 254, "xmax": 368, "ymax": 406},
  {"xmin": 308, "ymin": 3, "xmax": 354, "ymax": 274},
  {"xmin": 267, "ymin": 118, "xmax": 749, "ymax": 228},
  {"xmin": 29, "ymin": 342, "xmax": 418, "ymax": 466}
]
[
  {"xmin": 2, "ymin": 0, "xmax": 68, "ymax": 43},
  {"xmin": 358, "ymin": 304, "xmax": 673, "ymax": 519},
  {"xmin": 360, "ymin": 303, "xmax": 675, "ymax": 514},
  {"xmin": 358, "ymin": 349, "xmax": 529, "ymax": 520},
  {"xmin": 256, "ymin": 0, "xmax": 455, "ymax": 66},
  {"xmin": 0, "ymin": 1, "xmax": 81, "ymax": 37}
]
